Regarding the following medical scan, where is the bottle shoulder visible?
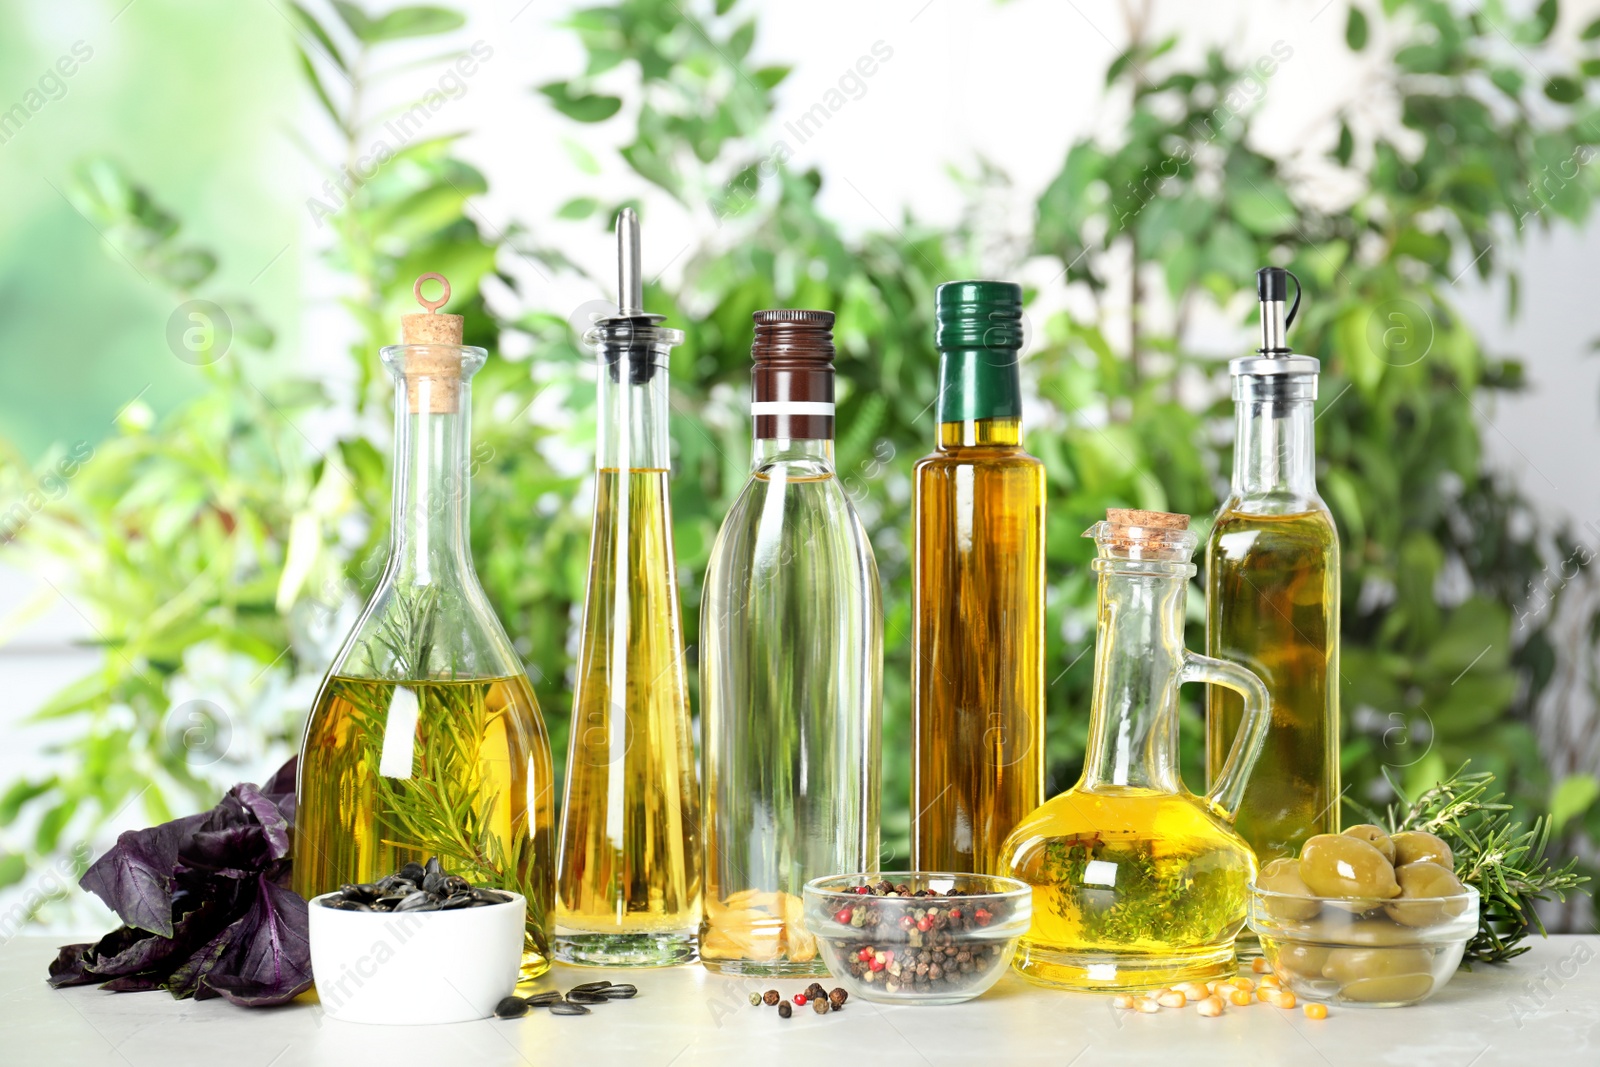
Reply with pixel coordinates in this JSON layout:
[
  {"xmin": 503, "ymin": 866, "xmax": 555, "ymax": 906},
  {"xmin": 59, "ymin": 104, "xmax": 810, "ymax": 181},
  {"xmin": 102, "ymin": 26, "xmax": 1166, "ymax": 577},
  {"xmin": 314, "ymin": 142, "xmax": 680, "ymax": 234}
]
[{"xmin": 915, "ymin": 446, "xmax": 1044, "ymax": 473}]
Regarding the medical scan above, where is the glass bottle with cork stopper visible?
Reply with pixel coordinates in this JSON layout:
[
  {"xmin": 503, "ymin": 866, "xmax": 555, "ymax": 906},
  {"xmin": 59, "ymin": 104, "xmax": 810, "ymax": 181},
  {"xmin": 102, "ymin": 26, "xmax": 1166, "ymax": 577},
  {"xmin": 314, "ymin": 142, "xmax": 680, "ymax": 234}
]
[
  {"xmin": 1205, "ymin": 267, "xmax": 1341, "ymax": 869},
  {"xmin": 1001, "ymin": 509, "xmax": 1272, "ymax": 991},
  {"xmin": 554, "ymin": 210, "xmax": 701, "ymax": 966},
  {"xmin": 912, "ymin": 279, "xmax": 1046, "ymax": 876},
  {"xmin": 293, "ymin": 274, "xmax": 556, "ymax": 978},
  {"xmin": 699, "ymin": 309, "xmax": 883, "ymax": 978}
]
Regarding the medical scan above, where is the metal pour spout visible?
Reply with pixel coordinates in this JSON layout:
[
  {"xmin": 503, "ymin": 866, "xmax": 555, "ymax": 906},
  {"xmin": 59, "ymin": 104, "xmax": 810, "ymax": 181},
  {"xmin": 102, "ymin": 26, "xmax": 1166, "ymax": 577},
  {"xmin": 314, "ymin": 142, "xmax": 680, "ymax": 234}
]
[
  {"xmin": 617, "ymin": 207, "xmax": 643, "ymax": 316},
  {"xmin": 1255, "ymin": 266, "xmax": 1300, "ymax": 354}
]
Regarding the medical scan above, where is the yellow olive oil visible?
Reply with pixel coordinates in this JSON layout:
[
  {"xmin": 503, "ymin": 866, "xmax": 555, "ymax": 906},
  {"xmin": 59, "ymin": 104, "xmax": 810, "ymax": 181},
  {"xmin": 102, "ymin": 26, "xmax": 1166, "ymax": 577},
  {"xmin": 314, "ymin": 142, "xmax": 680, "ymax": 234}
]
[
  {"xmin": 1006, "ymin": 788, "xmax": 1256, "ymax": 990},
  {"xmin": 294, "ymin": 674, "xmax": 555, "ymax": 977},
  {"xmin": 556, "ymin": 469, "xmax": 701, "ymax": 958},
  {"xmin": 913, "ymin": 416, "xmax": 1045, "ymax": 874},
  {"xmin": 1206, "ymin": 508, "xmax": 1340, "ymax": 863}
]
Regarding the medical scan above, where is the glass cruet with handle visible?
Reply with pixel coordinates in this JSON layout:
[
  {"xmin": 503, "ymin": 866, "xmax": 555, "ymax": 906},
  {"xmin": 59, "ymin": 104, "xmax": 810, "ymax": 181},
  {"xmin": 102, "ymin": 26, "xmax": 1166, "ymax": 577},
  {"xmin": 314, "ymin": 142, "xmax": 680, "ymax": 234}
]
[{"xmin": 1001, "ymin": 508, "xmax": 1272, "ymax": 992}]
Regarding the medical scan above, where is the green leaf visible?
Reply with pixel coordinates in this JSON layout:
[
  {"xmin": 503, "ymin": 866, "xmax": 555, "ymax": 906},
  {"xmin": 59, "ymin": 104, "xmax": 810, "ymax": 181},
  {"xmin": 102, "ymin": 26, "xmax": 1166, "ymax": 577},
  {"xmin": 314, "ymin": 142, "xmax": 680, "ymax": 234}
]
[
  {"xmin": 1532, "ymin": 0, "xmax": 1559, "ymax": 43},
  {"xmin": 0, "ymin": 852, "xmax": 25, "ymax": 889},
  {"xmin": 296, "ymin": 45, "xmax": 343, "ymax": 130},
  {"xmin": 728, "ymin": 20, "xmax": 756, "ymax": 61},
  {"xmin": 715, "ymin": 0, "xmax": 737, "ymax": 13},
  {"xmin": 754, "ymin": 65, "xmax": 791, "ymax": 90},
  {"xmin": 556, "ymin": 196, "xmax": 598, "ymax": 219},
  {"xmin": 1226, "ymin": 177, "xmax": 1297, "ymax": 235},
  {"xmin": 0, "ymin": 777, "xmax": 55, "ymax": 826},
  {"xmin": 537, "ymin": 82, "xmax": 623, "ymax": 123},
  {"xmin": 1583, "ymin": 16, "xmax": 1600, "ymax": 39},
  {"xmin": 1335, "ymin": 121, "xmax": 1354, "ymax": 166},
  {"xmin": 1346, "ymin": 5, "xmax": 1370, "ymax": 51},
  {"xmin": 335, "ymin": 3, "xmax": 464, "ymax": 43},
  {"xmin": 1550, "ymin": 775, "xmax": 1600, "ymax": 833},
  {"xmin": 288, "ymin": 2, "xmax": 348, "ymax": 73},
  {"xmin": 1544, "ymin": 76, "xmax": 1584, "ymax": 103}
]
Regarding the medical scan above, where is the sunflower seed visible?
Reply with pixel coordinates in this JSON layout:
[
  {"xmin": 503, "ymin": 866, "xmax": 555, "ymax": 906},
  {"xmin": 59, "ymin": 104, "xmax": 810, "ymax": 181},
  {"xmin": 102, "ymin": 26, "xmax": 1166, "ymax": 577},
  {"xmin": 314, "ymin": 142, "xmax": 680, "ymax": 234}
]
[
  {"xmin": 494, "ymin": 996, "xmax": 529, "ymax": 1019},
  {"xmin": 522, "ymin": 991, "xmax": 563, "ymax": 1007},
  {"xmin": 548, "ymin": 1001, "xmax": 591, "ymax": 1016}
]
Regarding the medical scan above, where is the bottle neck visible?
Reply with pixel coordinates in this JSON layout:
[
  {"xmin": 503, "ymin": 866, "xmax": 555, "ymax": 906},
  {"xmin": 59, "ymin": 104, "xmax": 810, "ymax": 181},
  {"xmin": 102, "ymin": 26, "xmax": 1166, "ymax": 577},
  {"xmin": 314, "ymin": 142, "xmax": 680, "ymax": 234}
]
[
  {"xmin": 595, "ymin": 336, "xmax": 673, "ymax": 471},
  {"xmin": 1080, "ymin": 562, "xmax": 1189, "ymax": 794},
  {"xmin": 936, "ymin": 347, "xmax": 1022, "ymax": 426},
  {"xmin": 388, "ymin": 379, "xmax": 474, "ymax": 587},
  {"xmin": 752, "ymin": 437, "xmax": 834, "ymax": 470},
  {"xmin": 937, "ymin": 415, "xmax": 1020, "ymax": 449},
  {"xmin": 1231, "ymin": 375, "xmax": 1318, "ymax": 504}
]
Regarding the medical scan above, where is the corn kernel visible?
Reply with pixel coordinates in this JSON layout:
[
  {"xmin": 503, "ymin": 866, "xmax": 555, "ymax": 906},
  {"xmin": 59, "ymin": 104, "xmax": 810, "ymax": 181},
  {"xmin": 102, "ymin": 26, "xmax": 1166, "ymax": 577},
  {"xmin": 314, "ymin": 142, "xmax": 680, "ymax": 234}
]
[
  {"xmin": 1276, "ymin": 991, "xmax": 1297, "ymax": 1009},
  {"xmin": 1158, "ymin": 991, "xmax": 1187, "ymax": 1008},
  {"xmin": 1136, "ymin": 998, "xmax": 1161, "ymax": 1014},
  {"xmin": 1197, "ymin": 995, "xmax": 1226, "ymax": 1017},
  {"xmin": 1303, "ymin": 1002, "xmax": 1327, "ymax": 1020},
  {"xmin": 1251, "ymin": 958, "xmax": 1271, "ymax": 974},
  {"xmin": 1113, "ymin": 994, "xmax": 1136, "ymax": 1009},
  {"xmin": 1229, "ymin": 977, "xmax": 1254, "ymax": 992},
  {"xmin": 1228, "ymin": 988, "xmax": 1253, "ymax": 1007}
]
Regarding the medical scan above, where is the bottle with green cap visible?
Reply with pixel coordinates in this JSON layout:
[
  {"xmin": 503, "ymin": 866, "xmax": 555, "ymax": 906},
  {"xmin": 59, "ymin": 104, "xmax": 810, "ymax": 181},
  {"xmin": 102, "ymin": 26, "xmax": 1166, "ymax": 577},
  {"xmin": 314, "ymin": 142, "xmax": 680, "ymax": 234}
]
[{"xmin": 911, "ymin": 280, "xmax": 1046, "ymax": 876}]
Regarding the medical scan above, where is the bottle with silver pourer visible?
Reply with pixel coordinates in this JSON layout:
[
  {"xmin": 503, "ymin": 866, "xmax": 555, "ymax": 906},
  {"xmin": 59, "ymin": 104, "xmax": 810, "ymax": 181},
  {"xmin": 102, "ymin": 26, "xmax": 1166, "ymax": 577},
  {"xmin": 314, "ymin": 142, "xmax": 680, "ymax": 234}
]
[{"xmin": 553, "ymin": 209, "xmax": 702, "ymax": 966}]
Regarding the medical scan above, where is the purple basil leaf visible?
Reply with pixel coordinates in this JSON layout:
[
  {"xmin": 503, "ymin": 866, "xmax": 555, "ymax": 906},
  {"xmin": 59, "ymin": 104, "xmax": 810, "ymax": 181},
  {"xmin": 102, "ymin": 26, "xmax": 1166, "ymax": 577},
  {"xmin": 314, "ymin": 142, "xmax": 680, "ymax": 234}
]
[
  {"xmin": 198, "ymin": 875, "xmax": 312, "ymax": 1007},
  {"xmin": 93, "ymin": 900, "xmax": 231, "ymax": 981},
  {"xmin": 46, "ymin": 943, "xmax": 96, "ymax": 988},
  {"xmin": 164, "ymin": 926, "xmax": 232, "ymax": 1000},
  {"xmin": 262, "ymin": 755, "xmax": 296, "ymax": 822},
  {"xmin": 99, "ymin": 971, "xmax": 169, "ymax": 992},
  {"xmin": 231, "ymin": 784, "xmax": 290, "ymax": 861},
  {"xmin": 181, "ymin": 795, "xmax": 270, "ymax": 874},
  {"xmin": 78, "ymin": 813, "xmax": 207, "ymax": 937}
]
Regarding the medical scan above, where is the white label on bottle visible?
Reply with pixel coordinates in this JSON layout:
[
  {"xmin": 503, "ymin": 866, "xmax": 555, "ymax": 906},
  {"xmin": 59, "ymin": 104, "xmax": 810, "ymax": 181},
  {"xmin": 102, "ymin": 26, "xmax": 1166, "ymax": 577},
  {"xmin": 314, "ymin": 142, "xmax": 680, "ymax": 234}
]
[{"xmin": 750, "ymin": 401, "xmax": 835, "ymax": 416}]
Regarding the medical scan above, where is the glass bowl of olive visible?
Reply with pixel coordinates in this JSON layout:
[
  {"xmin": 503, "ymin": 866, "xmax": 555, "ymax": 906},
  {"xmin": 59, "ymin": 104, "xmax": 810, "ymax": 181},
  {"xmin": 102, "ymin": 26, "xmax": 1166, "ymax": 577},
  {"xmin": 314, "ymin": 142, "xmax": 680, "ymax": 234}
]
[
  {"xmin": 802, "ymin": 873, "xmax": 1032, "ymax": 1005},
  {"xmin": 1246, "ymin": 826, "xmax": 1479, "ymax": 1007}
]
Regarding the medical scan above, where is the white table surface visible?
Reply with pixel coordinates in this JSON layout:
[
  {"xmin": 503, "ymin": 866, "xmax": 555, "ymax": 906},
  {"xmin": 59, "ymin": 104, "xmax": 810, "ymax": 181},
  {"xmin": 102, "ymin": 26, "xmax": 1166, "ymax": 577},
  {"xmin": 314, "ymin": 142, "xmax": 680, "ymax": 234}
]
[{"xmin": 2, "ymin": 935, "xmax": 1594, "ymax": 1066}]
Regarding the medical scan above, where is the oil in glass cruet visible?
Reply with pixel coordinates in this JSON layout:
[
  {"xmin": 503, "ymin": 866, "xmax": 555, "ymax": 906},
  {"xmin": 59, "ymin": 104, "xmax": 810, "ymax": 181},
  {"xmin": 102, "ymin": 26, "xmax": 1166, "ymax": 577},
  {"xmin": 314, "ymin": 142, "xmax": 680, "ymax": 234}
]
[
  {"xmin": 1206, "ymin": 267, "xmax": 1341, "ymax": 867},
  {"xmin": 293, "ymin": 274, "xmax": 556, "ymax": 978},
  {"xmin": 553, "ymin": 210, "xmax": 701, "ymax": 966},
  {"xmin": 1002, "ymin": 510, "xmax": 1273, "ymax": 992}
]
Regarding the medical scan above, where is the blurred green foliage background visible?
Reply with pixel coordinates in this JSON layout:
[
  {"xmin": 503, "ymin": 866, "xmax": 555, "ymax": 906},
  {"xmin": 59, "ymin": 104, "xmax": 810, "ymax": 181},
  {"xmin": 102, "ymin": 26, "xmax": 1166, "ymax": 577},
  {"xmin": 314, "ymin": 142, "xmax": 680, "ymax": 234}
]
[{"xmin": 0, "ymin": 0, "xmax": 1595, "ymax": 930}]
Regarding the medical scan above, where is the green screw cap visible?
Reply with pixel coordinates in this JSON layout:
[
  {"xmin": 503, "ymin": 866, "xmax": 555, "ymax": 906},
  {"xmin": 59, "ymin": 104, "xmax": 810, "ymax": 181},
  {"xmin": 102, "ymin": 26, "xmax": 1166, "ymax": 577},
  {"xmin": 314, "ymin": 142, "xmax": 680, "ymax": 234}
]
[{"xmin": 934, "ymin": 280, "xmax": 1023, "ymax": 423}]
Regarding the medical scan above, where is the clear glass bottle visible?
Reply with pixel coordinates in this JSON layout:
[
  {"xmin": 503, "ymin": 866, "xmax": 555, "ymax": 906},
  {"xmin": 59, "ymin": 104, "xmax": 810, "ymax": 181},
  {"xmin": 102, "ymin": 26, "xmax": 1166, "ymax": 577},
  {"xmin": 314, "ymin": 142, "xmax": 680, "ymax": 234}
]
[
  {"xmin": 912, "ymin": 280, "xmax": 1046, "ymax": 876},
  {"xmin": 295, "ymin": 274, "xmax": 556, "ymax": 978},
  {"xmin": 699, "ymin": 310, "xmax": 882, "ymax": 978},
  {"xmin": 554, "ymin": 211, "xmax": 701, "ymax": 966},
  {"xmin": 1206, "ymin": 267, "xmax": 1341, "ymax": 866},
  {"xmin": 1001, "ymin": 510, "xmax": 1271, "ymax": 992}
]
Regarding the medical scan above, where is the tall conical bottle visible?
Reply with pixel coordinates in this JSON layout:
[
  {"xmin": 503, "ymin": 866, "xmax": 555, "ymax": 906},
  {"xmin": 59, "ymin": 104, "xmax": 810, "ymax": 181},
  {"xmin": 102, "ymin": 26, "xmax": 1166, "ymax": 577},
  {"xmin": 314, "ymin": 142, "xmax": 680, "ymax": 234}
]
[
  {"xmin": 553, "ymin": 210, "xmax": 701, "ymax": 966},
  {"xmin": 912, "ymin": 280, "xmax": 1046, "ymax": 875},
  {"xmin": 699, "ymin": 310, "xmax": 882, "ymax": 978},
  {"xmin": 295, "ymin": 274, "xmax": 556, "ymax": 977},
  {"xmin": 1206, "ymin": 267, "xmax": 1341, "ymax": 865}
]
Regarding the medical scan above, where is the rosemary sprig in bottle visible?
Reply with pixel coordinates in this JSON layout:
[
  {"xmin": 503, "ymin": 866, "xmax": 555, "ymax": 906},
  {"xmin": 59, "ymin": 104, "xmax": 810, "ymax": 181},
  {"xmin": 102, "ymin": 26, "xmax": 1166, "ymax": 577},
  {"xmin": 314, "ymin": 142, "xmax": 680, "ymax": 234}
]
[{"xmin": 1353, "ymin": 763, "xmax": 1589, "ymax": 965}]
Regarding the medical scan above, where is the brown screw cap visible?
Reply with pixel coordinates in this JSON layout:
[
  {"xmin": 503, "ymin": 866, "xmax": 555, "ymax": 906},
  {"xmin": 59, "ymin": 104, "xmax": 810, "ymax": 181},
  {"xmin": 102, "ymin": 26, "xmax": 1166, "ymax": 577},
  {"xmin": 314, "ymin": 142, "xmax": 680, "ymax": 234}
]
[{"xmin": 751, "ymin": 309, "xmax": 835, "ymax": 440}]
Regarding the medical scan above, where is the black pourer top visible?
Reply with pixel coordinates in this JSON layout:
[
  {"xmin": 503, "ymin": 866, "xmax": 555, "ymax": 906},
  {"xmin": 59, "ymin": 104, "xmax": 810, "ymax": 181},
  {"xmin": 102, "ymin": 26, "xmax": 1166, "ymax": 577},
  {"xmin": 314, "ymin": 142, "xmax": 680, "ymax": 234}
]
[{"xmin": 1256, "ymin": 266, "xmax": 1292, "ymax": 303}]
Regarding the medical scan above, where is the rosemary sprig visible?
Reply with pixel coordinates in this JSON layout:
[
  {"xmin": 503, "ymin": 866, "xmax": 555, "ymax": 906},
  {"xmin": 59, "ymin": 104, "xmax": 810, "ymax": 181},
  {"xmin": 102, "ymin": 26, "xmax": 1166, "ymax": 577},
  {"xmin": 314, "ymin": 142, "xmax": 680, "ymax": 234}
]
[{"xmin": 1352, "ymin": 763, "xmax": 1589, "ymax": 965}]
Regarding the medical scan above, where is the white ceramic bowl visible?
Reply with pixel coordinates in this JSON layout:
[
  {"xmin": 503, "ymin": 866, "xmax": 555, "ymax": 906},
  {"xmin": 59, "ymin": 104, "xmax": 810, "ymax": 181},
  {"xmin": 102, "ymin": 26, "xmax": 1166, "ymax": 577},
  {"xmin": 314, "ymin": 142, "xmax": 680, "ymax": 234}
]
[{"xmin": 308, "ymin": 891, "xmax": 525, "ymax": 1024}]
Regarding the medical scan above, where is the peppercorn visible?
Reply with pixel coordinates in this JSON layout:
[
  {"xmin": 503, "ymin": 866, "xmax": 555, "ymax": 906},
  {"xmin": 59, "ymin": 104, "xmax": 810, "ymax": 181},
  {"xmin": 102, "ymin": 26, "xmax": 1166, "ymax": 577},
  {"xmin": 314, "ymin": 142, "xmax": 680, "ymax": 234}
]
[
  {"xmin": 777, "ymin": 1001, "xmax": 792, "ymax": 1019},
  {"xmin": 829, "ymin": 987, "xmax": 847, "ymax": 1007},
  {"xmin": 762, "ymin": 989, "xmax": 780, "ymax": 1006},
  {"xmin": 748, "ymin": 992, "xmax": 762, "ymax": 1006},
  {"xmin": 811, "ymin": 996, "xmax": 830, "ymax": 1015}
]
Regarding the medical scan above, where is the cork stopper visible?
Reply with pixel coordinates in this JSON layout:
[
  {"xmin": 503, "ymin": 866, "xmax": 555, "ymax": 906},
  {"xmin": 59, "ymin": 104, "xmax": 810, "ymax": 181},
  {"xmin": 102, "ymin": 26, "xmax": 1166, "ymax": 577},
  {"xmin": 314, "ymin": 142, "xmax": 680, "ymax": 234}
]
[
  {"xmin": 397, "ymin": 273, "xmax": 465, "ymax": 413},
  {"xmin": 1092, "ymin": 508, "xmax": 1196, "ymax": 561}
]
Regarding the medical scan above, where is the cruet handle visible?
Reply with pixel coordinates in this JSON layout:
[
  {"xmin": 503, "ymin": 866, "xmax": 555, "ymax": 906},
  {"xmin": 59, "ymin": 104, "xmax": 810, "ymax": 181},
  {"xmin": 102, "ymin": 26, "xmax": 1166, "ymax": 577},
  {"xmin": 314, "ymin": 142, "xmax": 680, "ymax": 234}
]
[{"xmin": 1179, "ymin": 651, "xmax": 1271, "ymax": 822}]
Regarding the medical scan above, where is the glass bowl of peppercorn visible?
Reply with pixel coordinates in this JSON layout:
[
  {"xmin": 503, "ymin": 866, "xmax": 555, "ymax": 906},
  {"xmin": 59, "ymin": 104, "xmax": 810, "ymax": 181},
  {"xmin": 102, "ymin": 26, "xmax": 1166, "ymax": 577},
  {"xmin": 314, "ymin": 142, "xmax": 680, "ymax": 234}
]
[{"xmin": 802, "ymin": 872, "xmax": 1032, "ymax": 1004}]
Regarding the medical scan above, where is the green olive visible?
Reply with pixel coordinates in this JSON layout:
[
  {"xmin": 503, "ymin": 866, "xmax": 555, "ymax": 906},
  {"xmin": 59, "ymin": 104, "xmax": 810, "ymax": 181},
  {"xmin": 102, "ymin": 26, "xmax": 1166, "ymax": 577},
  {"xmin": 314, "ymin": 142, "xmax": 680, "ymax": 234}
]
[
  {"xmin": 1321, "ymin": 946, "xmax": 1434, "ymax": 984},
  {"xmin": 1341, "ymin": 823, "xmax": 1397, "ymax": 864},
  {"xmin": 1384, "ymin": 861, "xmax": 1469, "ymax": 928},
  {"xmin": 1269, "ymin": 940, "xmax": 1330, "ymax": 978},
  {"xmin": 1298, "ymin": 834, "xmax": 1401, "ymax": 899},
  {"xmin": 1335, "ymin": 918, "xmax": 1433, "ymax": 945},
  {"xmin": 1338, "ymin": 973, "xmax": 1436, "ymax": 1004},
  {"xmin": 1256, "ymin": 858, "xmax": 1321, "ymax": 921},
  {"xmin": 1391, "ymin": 830, "xmax": 1454, "ymax": 869}
]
